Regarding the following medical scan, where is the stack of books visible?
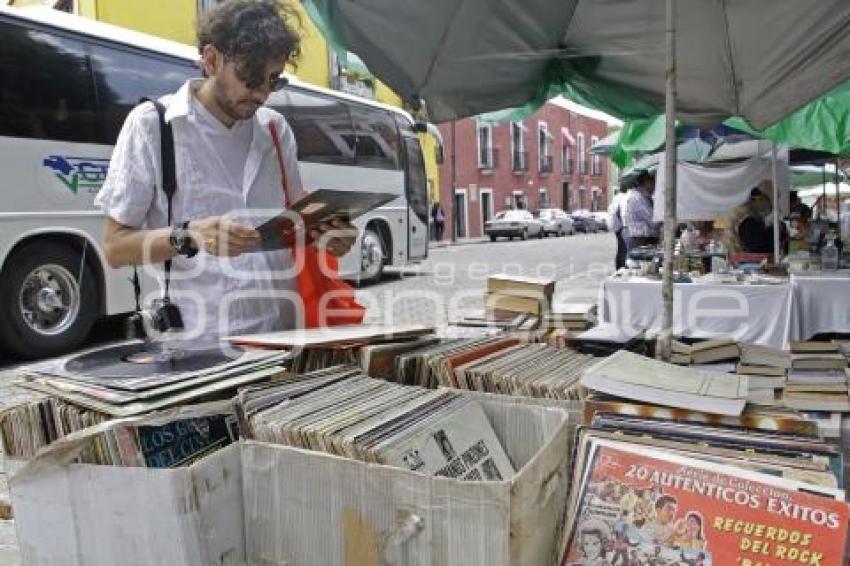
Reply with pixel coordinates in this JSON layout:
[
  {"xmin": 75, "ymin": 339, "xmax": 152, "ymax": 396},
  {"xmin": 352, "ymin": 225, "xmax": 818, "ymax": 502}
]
[
  {"xmin": 483, "ymin": 274, "xmax": 554, "ymax": 317},
  {"xmin": 791, "ymin": 341, "xmax": 848, "ymax": 370},
  {"xmin": 544, "ymin": 301, "xmax": 597, "ymax": 331},
  {"xmin": 783, "ymin": 341, "xmax": 850, "ymax": 412},
  {"xmin": 737, "ymin": 344, "xmax": 792, "ymax": 406},
  {"xmin": 669, "ymin": 338, "xmax": 740, "ymax": 366}
]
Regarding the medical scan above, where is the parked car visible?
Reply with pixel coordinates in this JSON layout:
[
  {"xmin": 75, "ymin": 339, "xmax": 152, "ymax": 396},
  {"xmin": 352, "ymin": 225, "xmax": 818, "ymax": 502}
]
[
  {"xmin": 536, "ymin": 208, "xmax": 575, "ymax": 236},
  {"xmin": 484, "ymin": 210, "xmax": 544, "ymax": 241},
  {"xmin": 570, "ymin": 210, "xmax": 598, "ymax": 233},
  {"xmin": 589, "ymin": 211, "xmax": 609, "ymax": 231}
]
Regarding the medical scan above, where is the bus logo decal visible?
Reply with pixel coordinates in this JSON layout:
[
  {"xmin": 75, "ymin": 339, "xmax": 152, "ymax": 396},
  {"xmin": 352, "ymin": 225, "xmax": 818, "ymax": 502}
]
[{"xmin": 42, "ymin": 155, "xmax": 110, "ymax": 195}]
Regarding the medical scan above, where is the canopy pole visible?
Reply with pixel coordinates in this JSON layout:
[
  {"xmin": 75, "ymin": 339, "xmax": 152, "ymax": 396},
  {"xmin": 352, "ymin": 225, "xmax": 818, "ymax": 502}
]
[
  {"xmin": 450, "ymin": 120, "xmax": 457, "ymax": 242},
  {"xmin": 658, "ymin": 0, "xmax": 677, "ymax": 361},
  {"xmin": 836, "ymin": 158, "xmax": 841, "ymax": 229},
  {"xmin": 771, "ymin": 143, "xmax": 780, "ymax": 263}
]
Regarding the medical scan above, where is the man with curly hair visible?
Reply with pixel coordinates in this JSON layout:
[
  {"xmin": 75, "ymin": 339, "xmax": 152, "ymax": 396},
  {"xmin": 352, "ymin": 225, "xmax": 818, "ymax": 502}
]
[{"xmin": 97, "ymin": 0, "xmax": 357, "ymax": 338}]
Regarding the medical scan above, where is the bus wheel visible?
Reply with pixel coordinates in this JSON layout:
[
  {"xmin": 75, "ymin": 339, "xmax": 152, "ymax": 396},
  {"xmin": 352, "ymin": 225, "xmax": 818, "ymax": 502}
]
[
  {"xmin": 359, "ymin": 228, "xmax": 385, "ymax": 284},
  {"xmin": 0, "ymin": 242, "xmax": 98, "ymax": 359}
]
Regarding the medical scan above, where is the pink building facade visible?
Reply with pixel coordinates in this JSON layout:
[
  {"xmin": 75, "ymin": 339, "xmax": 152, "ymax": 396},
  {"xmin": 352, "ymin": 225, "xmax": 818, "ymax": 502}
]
[{"xmin": 436, "ymin": 102, "xmax": 610, "ymax": 240}]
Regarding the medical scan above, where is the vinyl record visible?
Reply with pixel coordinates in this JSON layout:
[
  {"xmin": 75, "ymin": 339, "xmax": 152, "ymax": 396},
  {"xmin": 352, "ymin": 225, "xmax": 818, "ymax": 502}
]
[{"xmin": 63, "ymin": 342, "xmax": 240, "ymax": 379}]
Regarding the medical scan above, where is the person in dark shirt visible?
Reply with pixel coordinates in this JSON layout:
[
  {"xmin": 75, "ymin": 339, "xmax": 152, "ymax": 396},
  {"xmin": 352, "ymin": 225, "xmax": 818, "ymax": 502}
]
[{"xmin": 727, "ymin": 185, "xmax": 774, "ymax": 255}]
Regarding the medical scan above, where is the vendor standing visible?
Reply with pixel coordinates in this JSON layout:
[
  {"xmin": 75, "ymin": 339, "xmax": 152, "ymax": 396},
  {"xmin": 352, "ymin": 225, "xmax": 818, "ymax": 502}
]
[
  {"xmin": 622, "ymin": 171, "xmax": 661, "ymax": 251},
  {"xmin": 725, "ymin": 183, "xmax": 775, "ymax": 255},
  {"xmin": 96, "ymin": 0, "xmax": 357, "ymax": 339}
]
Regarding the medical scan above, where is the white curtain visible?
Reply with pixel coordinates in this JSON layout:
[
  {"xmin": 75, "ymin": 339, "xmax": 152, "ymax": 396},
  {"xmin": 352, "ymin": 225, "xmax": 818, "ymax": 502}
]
[{"xmin": 653, "ymin": 150, "xmax": 789, "ymax": 221}]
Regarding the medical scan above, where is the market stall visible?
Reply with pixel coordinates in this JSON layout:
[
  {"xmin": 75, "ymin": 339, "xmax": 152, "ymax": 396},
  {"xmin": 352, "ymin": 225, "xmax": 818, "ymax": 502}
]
[{"xmin": 600, "ymin": 276, "xmax": 792, "ymax": 349}]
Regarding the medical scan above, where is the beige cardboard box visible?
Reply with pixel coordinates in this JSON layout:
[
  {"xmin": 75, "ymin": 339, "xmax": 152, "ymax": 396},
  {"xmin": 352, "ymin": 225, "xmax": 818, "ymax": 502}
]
[{"xmin": 11, "ymin": 392, "xmax": 576, "ymax": 566}]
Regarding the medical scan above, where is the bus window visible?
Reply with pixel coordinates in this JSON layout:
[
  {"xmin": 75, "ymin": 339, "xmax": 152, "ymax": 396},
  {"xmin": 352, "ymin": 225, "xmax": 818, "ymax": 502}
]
[
  {"xmin": 88, "ymin": 44, "xmax": 197, "ymax": 144},
  {"xmin": 267, "ymin": 87, "xmax": 355, "ymax": 165},
  {"xmin": 349, "ymin": 105, "xmax": 401, "ymax": 170},
  {"xmin": 0, "ymin": 20, "xmax": 97, "ymax": 143},
  {"xmin": 403, "ymin": 134, "xmax": 429, "ymax": 226}
]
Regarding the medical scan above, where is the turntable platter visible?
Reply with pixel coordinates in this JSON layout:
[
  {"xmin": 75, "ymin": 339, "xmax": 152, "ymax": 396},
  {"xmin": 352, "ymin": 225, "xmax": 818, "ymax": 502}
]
[{"xmin": 64, "ymin": 342, "xmax": 239, "ymax": 379}]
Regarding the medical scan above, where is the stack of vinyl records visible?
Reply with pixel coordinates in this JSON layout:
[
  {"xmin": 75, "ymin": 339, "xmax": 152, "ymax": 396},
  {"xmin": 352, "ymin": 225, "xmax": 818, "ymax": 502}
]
[
  {"xmin": 236, "ymin": 366, "xmax": 516, "ymax": 481},
  {"xmin": 0, "ymin": 397, "xmax": 108, "ymax": 459},
  {"xmin": 559, "ymin": 413, "xmax": 850, "ymax": 565},
  {"xmin": 386, "ymin": 336, "xmax": 596, "ymax": 399},
  {"xmin": 1, "ymin": 340, "xmax": 289, "ymax": 458},
  {"xmin": 4, "ymin": 400, "xmax": 239, "ymax": 469},
  {"xmin": 228, "ymin": 324, "xmax": 436, "ymax": 375}
]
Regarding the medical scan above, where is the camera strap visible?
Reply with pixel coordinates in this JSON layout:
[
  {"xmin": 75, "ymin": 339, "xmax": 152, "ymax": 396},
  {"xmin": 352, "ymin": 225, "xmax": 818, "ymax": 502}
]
[{"xmin": 131, "ymin": 98, "xmax": 178, "ymax": 311}]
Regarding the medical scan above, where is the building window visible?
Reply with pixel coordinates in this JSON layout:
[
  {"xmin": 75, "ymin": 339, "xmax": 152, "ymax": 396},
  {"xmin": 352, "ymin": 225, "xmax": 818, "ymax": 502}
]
[
  {"xmin": 577, "ymin": 133, "xmax": 586, "ymax": 175},
  {"xmin": 477, "ymin": 123, "xmax": 495, "ymax": 169},
  {"xmin": 561, "ymin": 140, "xmax": 572, "ymax": 174},
  {"xmin": 591, "ymin": 135, "xmax": 602, "ymax": 176},
  {"xmin": 538, "ymin": 122, "xmax": 552, "ymax": 173},
  {"xmin": 539, "ymin": 188, "xmax": 550, "ymax": 209},
  {"xmin": 578, "ymin": 186, "xmax": 586, "ymax": 210},
  {"xmin": 511, "ymin": 121, "xmax": 527, "ymax": 171}
]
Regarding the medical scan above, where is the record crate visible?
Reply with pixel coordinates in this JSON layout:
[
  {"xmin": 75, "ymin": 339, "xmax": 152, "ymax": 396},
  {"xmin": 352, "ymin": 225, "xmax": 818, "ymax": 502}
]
[{"xmin": 11, "ymin": 391, "xmax": 580, "ymax": 566}]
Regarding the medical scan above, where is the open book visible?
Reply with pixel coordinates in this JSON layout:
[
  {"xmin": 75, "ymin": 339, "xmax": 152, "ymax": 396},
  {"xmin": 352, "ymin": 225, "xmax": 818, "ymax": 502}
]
[{"xmin": 251, "ymin": 188, "xmax": 396, "ymax": 251}]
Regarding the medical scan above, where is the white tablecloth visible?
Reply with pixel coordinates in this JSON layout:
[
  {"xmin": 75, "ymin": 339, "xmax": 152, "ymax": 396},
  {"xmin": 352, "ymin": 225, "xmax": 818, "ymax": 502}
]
[
  {"xmin": 599, "ymin": 277, "xmax": 793, "ymax": 349},
  {"xmin": 789, "ymin": 273, "xmax": 850, "ymax": 341}
]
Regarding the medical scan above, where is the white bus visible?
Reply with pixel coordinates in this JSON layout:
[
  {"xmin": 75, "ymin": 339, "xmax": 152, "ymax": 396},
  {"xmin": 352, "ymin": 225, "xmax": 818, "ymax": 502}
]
[{"xmin": 0, "ymin": 6, "xmax": 430, "ymax": 358}]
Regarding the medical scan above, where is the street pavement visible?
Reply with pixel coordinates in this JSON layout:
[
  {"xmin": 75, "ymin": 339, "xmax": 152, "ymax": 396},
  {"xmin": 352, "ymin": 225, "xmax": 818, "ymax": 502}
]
[
  {"xmin": 0, "ymin": 232, "xmax": 616, "ymax": 563},
  {"xmin": 359, "ymin": 231, "xmax": 617, "ymax": 327}
]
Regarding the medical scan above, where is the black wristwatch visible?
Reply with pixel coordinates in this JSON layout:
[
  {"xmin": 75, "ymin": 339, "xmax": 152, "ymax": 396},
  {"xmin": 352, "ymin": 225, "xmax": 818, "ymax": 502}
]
[{"xmin": 169, "ymin": 221, "xmax": 198, "ymax": 258}]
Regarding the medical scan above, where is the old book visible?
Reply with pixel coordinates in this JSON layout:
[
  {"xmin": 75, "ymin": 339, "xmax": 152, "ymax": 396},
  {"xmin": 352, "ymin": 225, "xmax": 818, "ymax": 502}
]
[
  {"xmin": 790, "ymin": 341, "xmax": 841, "ymax": 354},
  {"xmin": 782, "ymin": 391, "xmax": 850, "ymax": 412},
  {"xmin": 484, "ymin": 292, "xmax": 543, "ymax": 315},
  {"xmin": 485, "ymin": 274, "xmax": 555, "ymax": 298},
  {"xmin": 740, "ymin": 343, "xmax": 792, "ymax": 368},
  {"xmin": 788, "ymin": 369, "xmax": 848, "ymax": 385},
  {"xmin": 736, "ymin": 363, "xmax": 787, "ymax": 377},
  {"xmin": 581, "ymin": 351, "xmax": 748, "ymax": 416},
  {"xmin": 689, "ymin": 339, "xmax": 740, "ymax": 364},
  {"xmin": 547, "ymin": 302, "xmax": 597, "ymax": 322},
  {"xmin": 792, "ymin": 353, "xmax": 848, "ymax": 370},
  {"xmin": 785, "ymin": 383, "xmax": 848, "ymax": 393}
]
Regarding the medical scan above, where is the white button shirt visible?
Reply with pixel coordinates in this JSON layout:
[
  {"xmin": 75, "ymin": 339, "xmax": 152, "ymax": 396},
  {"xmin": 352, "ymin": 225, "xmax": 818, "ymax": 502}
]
[{"xmin": 96, "ymin": 79, "xmax": 304, "ymax": 339}]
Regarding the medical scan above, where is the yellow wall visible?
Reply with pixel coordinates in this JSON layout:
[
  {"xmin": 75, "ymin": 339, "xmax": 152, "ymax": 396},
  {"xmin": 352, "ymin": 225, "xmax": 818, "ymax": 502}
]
[{"xmin": 81, "ymin": 0, "xmax": 197, "ymax": 45}]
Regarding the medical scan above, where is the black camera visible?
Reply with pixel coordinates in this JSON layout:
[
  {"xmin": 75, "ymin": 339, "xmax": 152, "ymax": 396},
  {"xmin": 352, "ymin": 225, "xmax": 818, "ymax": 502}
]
[{"xmin": 125, "ymin": 298, "xmax": 184, "ymax": 341}]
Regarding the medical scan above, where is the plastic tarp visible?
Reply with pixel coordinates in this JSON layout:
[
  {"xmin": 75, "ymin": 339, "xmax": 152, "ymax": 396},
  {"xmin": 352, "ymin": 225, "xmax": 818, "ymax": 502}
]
[
  {"xmin": 303, "ymin": 0, "xmax": 850, "ymax": 130},
  {"xmin": 652, "ymin": 151, "xmax": 790, "ymax": 222},
  {"xmin": 606, "ymin": 75, "xmax": 850, "ymax": 165}
]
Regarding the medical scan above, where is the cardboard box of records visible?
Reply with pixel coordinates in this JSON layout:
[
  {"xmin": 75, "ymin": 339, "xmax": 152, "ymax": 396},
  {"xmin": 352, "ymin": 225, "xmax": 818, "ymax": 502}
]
[{"xmin": 11, "ymin": 389, "xmax": 578, "ymax": 566}]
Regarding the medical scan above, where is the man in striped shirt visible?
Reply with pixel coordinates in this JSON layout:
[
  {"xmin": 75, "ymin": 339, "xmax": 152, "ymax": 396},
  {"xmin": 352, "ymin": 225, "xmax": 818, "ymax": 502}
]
[{"xmin": 623, "ymin": 171, "xmax": 661, "ymax": 251}]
